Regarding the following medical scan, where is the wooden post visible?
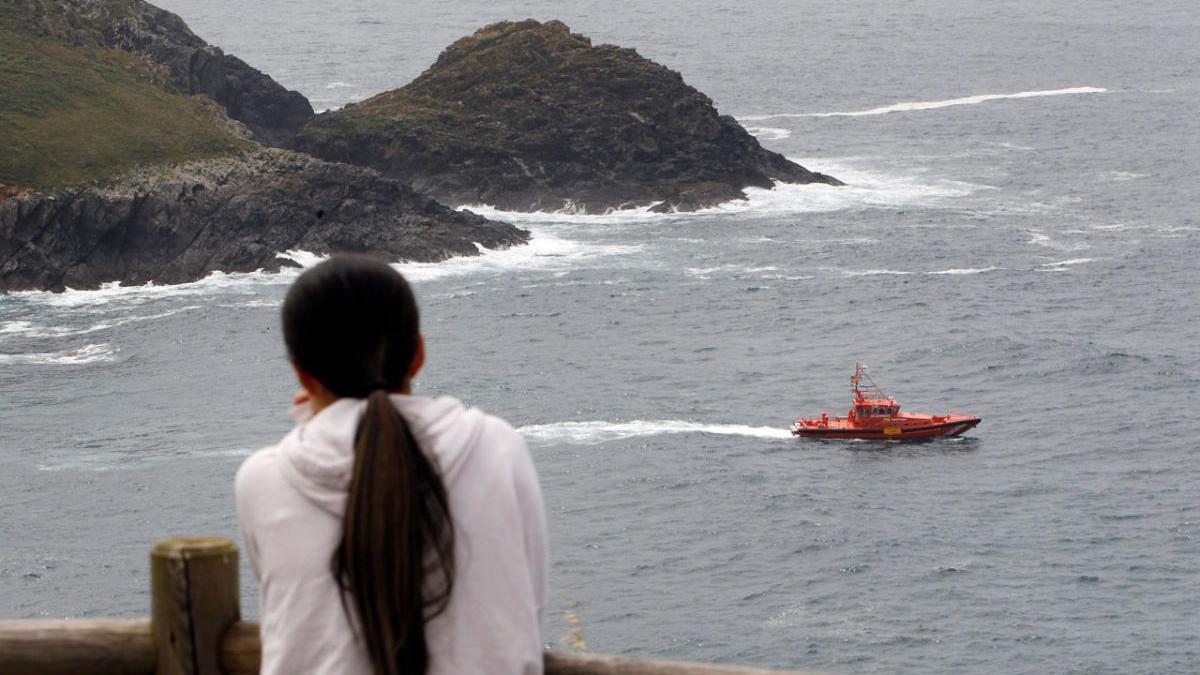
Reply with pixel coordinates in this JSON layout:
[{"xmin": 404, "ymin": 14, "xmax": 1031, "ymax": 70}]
[{"xmin": 151, "ymin": 536, "xmax": 240, "ymax": 675}]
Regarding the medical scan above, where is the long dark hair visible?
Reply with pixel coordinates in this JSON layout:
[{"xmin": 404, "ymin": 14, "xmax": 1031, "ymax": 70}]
[{"xmin": 282, "ymin": 255, "xmax": 454, "ymax": 675}]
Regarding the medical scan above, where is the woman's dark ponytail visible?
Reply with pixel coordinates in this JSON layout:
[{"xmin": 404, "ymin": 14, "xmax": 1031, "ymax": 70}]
[
  {"xmin": 282, "ymin": 256, "xmax": 454, "ymax": 675},
  {"xmin": 338, "ymin": 389, "xmax": 454, "ymax": 675}
]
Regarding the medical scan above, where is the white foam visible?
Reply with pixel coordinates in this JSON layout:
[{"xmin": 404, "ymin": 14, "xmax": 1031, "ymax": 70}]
[
  {"xmin": 685, "ymin": 264, "xmax": 781, "ymax": 279},
  {"xmin": 518, "ymin": 419, "xmax": 793, "ymax": 445},
  {"xmin": 744, "ymin": 126, "xmax": 791, "ymax": 140},
  {"xmin": 462, "ymin": 202, "xmax": 670, "ymax": 225},
  {"xmin": 395, "ymin": 228, "xmax": 642, "ymax": 283},
  {"xmin": 1026, "ymin": 231, "xmax": 1090, "ymax": 252},
  {"xmin": 0, "ymin": 306, "xmax": 203, "ymax": 340},
  {"xmin": 740, "ymin": 87, "xmax": 1108, "ymax": 120},
  {"xmin": 276, "ymin": 249, "xmax": 328, "ymax": 268},
  {"xmin": 9, "ymin": 250, "xmax": 338, "ymax": 308},
  {"xmin": 762, "ymin": 274, "xmax": 815, "ymax": 281},
  {"xmin": 837, "ymin": 268, "xmax": 913, "ymax": 277},
  {"xmin": 324, "ymin": 81, "xmax": 355, "ymax": 89},
  {"xmin": 926, "ymin": 266, "xmax": 1001, "ymax": 275},
  {"xmin": 2, "ymin": 232, "xmax": 631, "ymax": 306},
  {"xmin": 1043, "ymin": 257, "xmax": 1096, "ymax": 267},
  {"xmin": 0, "ymin": 343, "xmax": 118, "ymax": 365},
  {"xmin": 10, "ymin": 269, "xmax": 296, "ymax": 309},
  {"xmin": 465, "ymin": 159, "xmax": 984, "ymax": 224},
  {"xmin": 36, "ymin": 446, "xmax": 255, "ymax": 472},
  {"xmin": 1097, "ymin": 171, "xmax": 1147, "ymax": 182},
  {"xmin": 218, "ymin": 299, "xmax": 281, "ymax": 309},
  {"xmin": 1036, "ymin": 257, "xmax": 1098, "ymax": 272}
]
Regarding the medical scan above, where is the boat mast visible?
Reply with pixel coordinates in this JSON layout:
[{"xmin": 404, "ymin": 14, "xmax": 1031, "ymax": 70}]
[{"xmin": 851, "ymin": 363, "xmax": 888, "ymax": 402}]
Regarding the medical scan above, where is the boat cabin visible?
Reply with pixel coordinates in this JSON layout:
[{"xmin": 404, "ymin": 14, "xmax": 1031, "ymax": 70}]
[
  {"xmin": 848, "ymin": 364, "xmax": 900, "ymax": 421},
  {"xmin": 850, "ymin": 399, "xmax": 899, "ymax": 420}
]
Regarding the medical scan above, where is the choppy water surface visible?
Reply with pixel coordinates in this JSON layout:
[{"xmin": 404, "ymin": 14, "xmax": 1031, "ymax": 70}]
[{"xmin": 2, "ymin": 1, "xmax": 1198, "ymax": 673}]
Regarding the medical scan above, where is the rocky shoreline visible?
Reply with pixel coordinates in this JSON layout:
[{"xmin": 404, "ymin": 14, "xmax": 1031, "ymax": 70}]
[{"xmin": 0, "ymin": 149, "xmax": 526, "ymax": 292}]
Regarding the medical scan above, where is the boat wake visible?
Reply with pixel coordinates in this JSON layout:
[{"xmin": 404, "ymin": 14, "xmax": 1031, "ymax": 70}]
[
  {"xmin": 740, "ymin": 86, "xmax": 1107, "ymax": 120},
  {"xmin": 518, "ymin": 419, "xmax": 793, "ymax": 445}
]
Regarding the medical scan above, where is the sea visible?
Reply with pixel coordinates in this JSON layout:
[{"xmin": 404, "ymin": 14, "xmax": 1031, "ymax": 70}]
[{"xmin": 1, "ymin": 1, "xmax": 1197, "ymax": 673}]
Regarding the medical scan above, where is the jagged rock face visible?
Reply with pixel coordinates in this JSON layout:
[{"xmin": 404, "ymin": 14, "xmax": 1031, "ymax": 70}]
[
  {"xmin": 15, "ymin": 0, "xmax": 314, "ymax": 147},
  {"xmin": 295, "ymin": 19, "xmax": 840, "ymax": 213},
  {"xmin": 0, "ymin": 149, "xmax": 527, "ymax": 292}
]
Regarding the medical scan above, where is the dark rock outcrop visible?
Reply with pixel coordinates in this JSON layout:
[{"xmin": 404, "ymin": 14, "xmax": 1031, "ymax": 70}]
[
  {"xmin": 0, "ymin": 149, "xmax": 527, "ymax": 292},
  {"xmin": 16, "ymin": 0, "xmax": 314, "ymax": 146},
  {"xmin": 295, "ymin": 20, "xmax": 840, "ymax": 213}
]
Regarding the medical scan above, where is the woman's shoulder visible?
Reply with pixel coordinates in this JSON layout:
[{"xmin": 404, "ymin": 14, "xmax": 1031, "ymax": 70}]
[
  {"xmin": 401, "ymin": 395, "xmax": 529, "ymax": 467},
  {"xmin": 236, "ymin": 444, "xmax": 280, "ymax": 486},
  {"xmin": 234, "ymin": 432, "xmax": 298, "ymax": 504}
]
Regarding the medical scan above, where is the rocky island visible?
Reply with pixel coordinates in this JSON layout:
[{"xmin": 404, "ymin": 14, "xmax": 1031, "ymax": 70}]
[
  {"xmin": 294, "ymin": 20, "xmax": 841, "ymax": 213},
  {"xmin": 0, "ymin": 0, "xmax": 526, "ymax": 292},
  {"xmin": 2, "ymin": 3, "xmax": 839, "ymax": 292}
]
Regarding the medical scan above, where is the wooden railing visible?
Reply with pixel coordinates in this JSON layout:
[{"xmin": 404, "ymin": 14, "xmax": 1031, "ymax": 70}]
[{"xmin": 0, "ymin": 537, "xmax": 814, "ymax": 675}]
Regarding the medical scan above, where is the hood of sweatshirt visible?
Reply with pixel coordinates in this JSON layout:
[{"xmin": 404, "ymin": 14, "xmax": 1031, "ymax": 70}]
[{"xmin": 276, "ymin": 395, "xmax": 485, "ymax": 516}]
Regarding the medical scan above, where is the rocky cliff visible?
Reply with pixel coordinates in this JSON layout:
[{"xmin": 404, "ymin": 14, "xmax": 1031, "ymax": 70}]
[
  {"xmin": 295, "ymin": 20, "xmax": 841, "ymax": 213},
  {"xmin": 11, "ymin": 0, "xmax": 314, "ymax": 146},
  {"xmin": 0, "ymin": 149, "xmax": 526, "ymax": 292}
]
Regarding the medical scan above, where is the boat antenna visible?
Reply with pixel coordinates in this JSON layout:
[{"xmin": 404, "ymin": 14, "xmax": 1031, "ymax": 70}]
[{"xmin": 851, "ymin": 363, "xmax": 888, "ymax": 400}]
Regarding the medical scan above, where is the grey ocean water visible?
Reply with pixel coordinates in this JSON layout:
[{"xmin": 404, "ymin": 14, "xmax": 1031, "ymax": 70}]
[{"xmin": 2, "ymin": 1, "xmax": 1198, "ymax": 672}]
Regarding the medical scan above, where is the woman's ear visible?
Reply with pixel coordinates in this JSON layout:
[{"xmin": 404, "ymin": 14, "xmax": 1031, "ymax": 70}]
[
  {"xmin": 293, "ymin": 361, "xmax": 319, "ymax": 395},
  {"xmin": 293, "ymin": 362, "xmax": 337, "ymax": 410},
  {"xmin": 408, "ymin": 334, "xmax": 426, "ymax": 379}
]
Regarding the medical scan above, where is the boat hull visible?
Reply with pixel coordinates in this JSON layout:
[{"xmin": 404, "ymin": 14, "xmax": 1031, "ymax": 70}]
[{"xmin": 792, "ymin": 416, "xmax": 980, "ymax": 440}]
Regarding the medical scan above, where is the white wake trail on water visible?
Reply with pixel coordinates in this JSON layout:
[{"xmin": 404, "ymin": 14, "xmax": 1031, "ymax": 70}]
[
  {"xmin": 518, "ymin": 420, "xmax": 793, "ymax": 445},
  {"xmin": 740, "ymin": 86, "xmax": 1107, "ymax": 120}
]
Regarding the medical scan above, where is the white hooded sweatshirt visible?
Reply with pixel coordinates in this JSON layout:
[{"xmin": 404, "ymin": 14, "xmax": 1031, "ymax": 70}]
[{"xmin": 235, "ymin": 395, "xmax": 546, "ymax": 675}]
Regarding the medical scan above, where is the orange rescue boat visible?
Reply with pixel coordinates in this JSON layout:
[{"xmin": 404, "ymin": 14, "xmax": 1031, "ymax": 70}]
[{"xmin": 791, "ymin": 364, "xmax": 980, "ymax": 440}]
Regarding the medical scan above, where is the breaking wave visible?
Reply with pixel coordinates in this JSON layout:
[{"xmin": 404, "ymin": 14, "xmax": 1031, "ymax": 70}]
[
  {"xmin": 3, "ymin": 234, "xmax": 616, "ymax": 306},
  {"xmin": 465, "ymin": 159, "xmax": 985, "ymax": 224},
  {"xmin": 744, "ymin": 125, "xmax": 791, "ymax": 140},
  {"xmin": 0, "ymin": 306, "xmax": 203, "ymax": 340},
  {"xmin": 0, "ymin": 343, "xmax": 118, "ymax": 365},
  {"xmin": 396, "ymin": 228, "xmax": 642, "ymax": 283}
]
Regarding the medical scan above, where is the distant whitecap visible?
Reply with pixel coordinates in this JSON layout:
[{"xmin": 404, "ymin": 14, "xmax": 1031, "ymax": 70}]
[
  {"xmin": 926, "ymin": 266, "xmax": 1001, "ymax": 275},
  {"xmin": 740, "ymin": 86, "xmax": 1108, "ymax": 120},
  {"xmin": 743, "ymin": 125, "xmax": 791, "ymax": 140}
]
